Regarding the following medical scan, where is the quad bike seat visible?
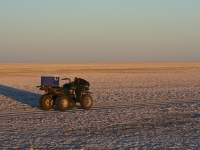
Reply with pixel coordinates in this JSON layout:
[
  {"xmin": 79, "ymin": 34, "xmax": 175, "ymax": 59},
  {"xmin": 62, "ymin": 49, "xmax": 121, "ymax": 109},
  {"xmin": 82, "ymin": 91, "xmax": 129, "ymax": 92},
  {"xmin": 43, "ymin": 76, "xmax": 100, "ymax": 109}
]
[{"xmin": 63, "ymin": 83, "xmax": 71, "ymax": 90}]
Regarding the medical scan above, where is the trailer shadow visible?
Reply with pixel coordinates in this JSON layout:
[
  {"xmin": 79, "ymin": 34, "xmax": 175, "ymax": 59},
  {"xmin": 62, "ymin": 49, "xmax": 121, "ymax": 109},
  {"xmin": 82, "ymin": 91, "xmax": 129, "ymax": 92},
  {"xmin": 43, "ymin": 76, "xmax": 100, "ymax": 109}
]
[{"xmin": 0, "ymin": 84, "xmax": 40, "ymax": 108}]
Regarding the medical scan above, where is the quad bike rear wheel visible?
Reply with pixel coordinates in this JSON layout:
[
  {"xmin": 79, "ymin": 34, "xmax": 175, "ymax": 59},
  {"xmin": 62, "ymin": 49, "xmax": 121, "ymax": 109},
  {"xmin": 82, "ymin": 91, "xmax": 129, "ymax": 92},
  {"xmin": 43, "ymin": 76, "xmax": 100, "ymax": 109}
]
[
  {"xmin": 80, "ymin": 94, "xmax": 93, "ymax": 110},
  {"xmin": 39, "ymin": 95, "xmax": 53, "ymax": 110},
  {"xmin": 56, "ymin": 95, "xmax": 70, "ymax": 111}
]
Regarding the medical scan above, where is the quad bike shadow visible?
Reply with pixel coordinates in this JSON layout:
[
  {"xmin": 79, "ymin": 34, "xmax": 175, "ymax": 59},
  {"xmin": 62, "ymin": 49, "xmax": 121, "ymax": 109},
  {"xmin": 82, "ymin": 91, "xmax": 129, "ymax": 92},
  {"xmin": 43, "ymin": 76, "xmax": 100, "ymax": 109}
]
[{"xmin": 0, "ymin": 84, "xmax": 40, "ymax": 108}]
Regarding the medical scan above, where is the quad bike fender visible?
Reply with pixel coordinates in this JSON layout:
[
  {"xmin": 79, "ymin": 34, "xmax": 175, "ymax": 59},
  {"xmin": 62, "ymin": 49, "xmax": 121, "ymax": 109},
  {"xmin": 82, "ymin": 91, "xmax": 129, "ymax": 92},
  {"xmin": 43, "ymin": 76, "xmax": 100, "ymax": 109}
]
[{"xmin": 75, "ymin": 86, "xmax": 86, "ymax": 102}]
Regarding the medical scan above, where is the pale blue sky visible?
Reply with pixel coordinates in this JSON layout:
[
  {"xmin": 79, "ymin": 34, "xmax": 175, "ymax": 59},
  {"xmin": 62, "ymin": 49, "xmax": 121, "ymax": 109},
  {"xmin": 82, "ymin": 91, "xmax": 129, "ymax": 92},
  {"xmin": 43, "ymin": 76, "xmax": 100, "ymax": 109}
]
[{"xmin": 0, "ymin": 0, "xmax": 200, "ymax": 63}]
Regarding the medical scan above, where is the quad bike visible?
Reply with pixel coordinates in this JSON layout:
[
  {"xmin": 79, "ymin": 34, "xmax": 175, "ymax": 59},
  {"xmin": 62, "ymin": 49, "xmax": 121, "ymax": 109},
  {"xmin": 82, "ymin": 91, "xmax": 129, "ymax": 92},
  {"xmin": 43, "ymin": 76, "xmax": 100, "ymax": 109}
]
[{"xmin": 36, "ymin": 77, "xmax": 93, "ymax": 111}]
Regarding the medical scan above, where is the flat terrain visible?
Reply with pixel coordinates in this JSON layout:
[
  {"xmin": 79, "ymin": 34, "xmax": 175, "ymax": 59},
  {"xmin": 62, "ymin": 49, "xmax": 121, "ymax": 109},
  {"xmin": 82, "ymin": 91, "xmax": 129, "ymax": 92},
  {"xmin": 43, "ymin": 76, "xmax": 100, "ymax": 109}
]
[{"xmin": 0, "ymin": 63, "xmax": 200, "ymax": 149}]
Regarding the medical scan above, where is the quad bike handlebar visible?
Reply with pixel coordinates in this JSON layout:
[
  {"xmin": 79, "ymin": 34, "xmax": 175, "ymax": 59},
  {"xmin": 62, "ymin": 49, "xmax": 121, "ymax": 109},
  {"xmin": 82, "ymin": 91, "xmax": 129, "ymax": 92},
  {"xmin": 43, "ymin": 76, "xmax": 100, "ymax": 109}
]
[{"xmin": 61, "ymin": 78, "xmax": 71, "ymax": 83}]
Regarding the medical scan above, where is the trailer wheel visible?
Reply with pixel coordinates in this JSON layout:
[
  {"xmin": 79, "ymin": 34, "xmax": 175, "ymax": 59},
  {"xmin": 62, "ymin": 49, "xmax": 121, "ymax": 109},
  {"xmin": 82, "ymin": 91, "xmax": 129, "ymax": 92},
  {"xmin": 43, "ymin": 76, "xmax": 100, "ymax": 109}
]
[
  {"xmin": 56, "ymin": 95, "xmax": 70, "ymax": 111},
  {"xmin": 39, "ymin": 95, "xmax": 52, "ymax": 110},
  {"xmin": 80, "ymin": 94, "xmax": 93, "ymax": 110}
]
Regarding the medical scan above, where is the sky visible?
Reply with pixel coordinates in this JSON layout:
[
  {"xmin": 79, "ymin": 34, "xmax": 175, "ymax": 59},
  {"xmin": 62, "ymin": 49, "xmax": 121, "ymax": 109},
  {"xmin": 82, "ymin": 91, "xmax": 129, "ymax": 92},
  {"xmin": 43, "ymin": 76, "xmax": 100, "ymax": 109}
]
[{"xmin": 0, "ymin": 0, "xmax": 200, "ymax": 63}]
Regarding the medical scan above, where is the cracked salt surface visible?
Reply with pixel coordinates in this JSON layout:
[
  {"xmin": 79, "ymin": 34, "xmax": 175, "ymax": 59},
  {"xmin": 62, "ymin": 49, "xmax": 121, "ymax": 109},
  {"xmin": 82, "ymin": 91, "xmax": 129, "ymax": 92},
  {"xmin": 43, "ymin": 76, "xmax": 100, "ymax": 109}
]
[{"xmin": 0, "ymin": 63, "xmax": 200, "ymax": 149}]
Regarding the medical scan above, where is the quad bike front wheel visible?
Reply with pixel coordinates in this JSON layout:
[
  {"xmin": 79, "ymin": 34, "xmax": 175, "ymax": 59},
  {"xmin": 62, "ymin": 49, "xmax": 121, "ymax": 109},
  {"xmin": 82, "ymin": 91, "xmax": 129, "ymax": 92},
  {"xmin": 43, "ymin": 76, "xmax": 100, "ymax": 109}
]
[
  {"xmin": 39, "ymin": 95, "xmax": 53, "ymax": 110},
  {"xmin": 56, "ymin": 95, "xmax": 70, "ymax": 111},
  {"xmin": 80, "ymin": 94, "xmax": 93, "ymax": 110}
]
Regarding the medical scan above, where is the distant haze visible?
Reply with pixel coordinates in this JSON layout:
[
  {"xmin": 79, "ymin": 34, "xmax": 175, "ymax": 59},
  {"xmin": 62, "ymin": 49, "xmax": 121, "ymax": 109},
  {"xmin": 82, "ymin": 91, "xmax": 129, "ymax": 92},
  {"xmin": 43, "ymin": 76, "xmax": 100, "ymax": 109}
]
[{"xmin": 0, "ymin": 0, "xmax": 200, "ymax": 63}]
